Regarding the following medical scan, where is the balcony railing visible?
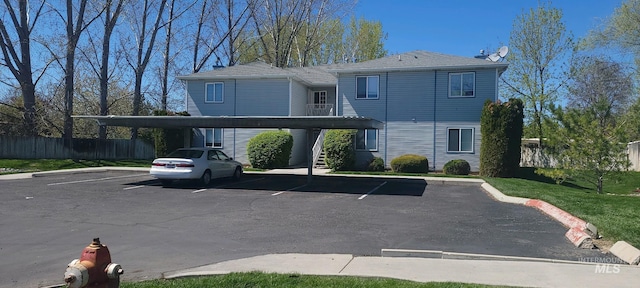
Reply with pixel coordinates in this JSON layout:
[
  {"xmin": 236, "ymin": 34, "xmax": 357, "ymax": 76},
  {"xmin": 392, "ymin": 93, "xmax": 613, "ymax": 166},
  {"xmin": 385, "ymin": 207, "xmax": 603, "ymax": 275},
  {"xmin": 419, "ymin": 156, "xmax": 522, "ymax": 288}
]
[{"xmin": 306, "ymin": 104, "xmax": 334, "ymax": 116}]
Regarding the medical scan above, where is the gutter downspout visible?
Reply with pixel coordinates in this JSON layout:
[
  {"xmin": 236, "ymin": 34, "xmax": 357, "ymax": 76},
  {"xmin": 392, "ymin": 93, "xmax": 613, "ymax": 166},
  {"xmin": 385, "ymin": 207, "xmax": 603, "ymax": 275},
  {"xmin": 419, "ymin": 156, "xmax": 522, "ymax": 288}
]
[
  {"xmin": 233, "ymin": 79, "xmax": 237, "ymax": 159},
  {"xmin": 433, "ymin": 71, "xmax": 437, "ymax": 172},
  {"xmin": 384, "ymin": 72, "xmax": 388, "ymax": 166}
]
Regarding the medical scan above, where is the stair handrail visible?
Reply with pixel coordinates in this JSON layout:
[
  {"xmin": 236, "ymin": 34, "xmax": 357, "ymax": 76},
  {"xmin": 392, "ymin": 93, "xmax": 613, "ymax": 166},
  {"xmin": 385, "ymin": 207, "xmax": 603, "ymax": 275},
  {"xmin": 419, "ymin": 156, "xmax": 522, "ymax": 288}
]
[{"xmin": 312, "ymin": 129, "xmax": 327, "ymax": 166}]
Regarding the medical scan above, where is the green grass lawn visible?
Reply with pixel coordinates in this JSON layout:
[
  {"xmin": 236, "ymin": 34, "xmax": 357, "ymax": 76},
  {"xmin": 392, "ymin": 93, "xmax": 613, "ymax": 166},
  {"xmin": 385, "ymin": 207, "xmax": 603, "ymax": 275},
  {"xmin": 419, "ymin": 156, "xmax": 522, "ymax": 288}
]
[
  {"xmin": 121, "ymin": 272, "xmax": 508, "ymax": 288},
  {"xmin": 483, "ymin": 168, "xmax": 640, "ymax": 248},
  {"xmin": 0, "ymin": 158, "xmax": 151, "ymax": 174}
]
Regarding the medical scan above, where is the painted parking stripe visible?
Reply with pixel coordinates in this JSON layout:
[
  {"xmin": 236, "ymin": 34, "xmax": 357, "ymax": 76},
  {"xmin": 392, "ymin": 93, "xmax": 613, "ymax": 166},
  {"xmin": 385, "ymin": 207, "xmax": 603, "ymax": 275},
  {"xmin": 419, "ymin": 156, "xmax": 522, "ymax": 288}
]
[
  {"xmin": 48, "ymin": 174, "xmax": 148, "ymax": 186},
  {"xmin": 271, "ymin": 184, "xmax": 308, "ymax": 196},
  {"xmin": 192, "ymin": 189, "xmax": 207, "ymax": 194},
  {"xmin": 358, "ymin": 181, "xmax": 387, "ymax": 200},
  {"xmin": 215, "ymin": 177, "xmax": 265, "ymax": 188},
  {"xmin": 123, "ymin": 185, "xmax": 145, "ymax": 190}
]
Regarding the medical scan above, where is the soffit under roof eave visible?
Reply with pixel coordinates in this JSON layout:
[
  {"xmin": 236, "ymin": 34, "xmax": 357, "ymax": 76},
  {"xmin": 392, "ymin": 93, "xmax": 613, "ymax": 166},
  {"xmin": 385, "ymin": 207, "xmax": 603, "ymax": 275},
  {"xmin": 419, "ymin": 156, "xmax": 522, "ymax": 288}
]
[{"xmin": 73, "ymin": 115, "xmax": 384, "ymax": 130}]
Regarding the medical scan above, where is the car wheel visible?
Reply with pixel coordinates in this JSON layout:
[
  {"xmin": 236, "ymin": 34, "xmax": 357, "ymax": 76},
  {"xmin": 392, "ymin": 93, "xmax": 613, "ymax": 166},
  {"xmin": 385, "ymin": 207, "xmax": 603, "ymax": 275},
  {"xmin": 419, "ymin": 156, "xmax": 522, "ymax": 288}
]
[
  {"xmin": 201, "ymin": 170, "xmax": 212, "ymax": 186},
  {"xmin": 160, "ymin": 179, "xmax": 172, "ymax": 187},
  {"xmin": 233, "ymin": 166, "xmax": 242, "ymax": 180}
]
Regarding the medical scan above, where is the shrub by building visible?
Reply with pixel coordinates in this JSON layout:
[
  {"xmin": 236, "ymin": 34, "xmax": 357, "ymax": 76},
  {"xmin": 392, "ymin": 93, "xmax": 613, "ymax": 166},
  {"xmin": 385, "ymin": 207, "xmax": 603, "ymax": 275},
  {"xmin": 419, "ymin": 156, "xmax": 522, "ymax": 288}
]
[
  {"xmin": 247, "ymin": 130, "xmax": 293, "ymax": 169},
  {"xmin": 480, "ymin": 99, "xmax": 524, "ymax": 177},
  {"xmin": 368, "ymin": 157, "xmax": 385, "ymax": 172},
  {"xmin": 390, "ymin": 154, "xmax": 429, "ymax": 173},
  {"xmin": 443, "ymin": 159, "xmax": 471, "ymax": 175},
  {"xmin": 323, "ymin": 129, "xmax": 356, "ymax": 171}
]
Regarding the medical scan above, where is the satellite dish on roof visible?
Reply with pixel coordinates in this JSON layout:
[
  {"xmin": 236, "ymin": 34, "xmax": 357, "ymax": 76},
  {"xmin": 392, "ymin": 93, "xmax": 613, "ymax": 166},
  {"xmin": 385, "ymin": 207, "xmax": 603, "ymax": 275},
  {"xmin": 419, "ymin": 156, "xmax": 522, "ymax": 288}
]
[
  {"xmin": 485, "ymin": 46, "xmax": 509, "ymax": 62},
  {"xmin": 487, "ymin": 53, "xmax": 501, "ymax": 62},
  {"xmin": 498, "ymin": 46, "xmax": 509, "ymax": 58}
]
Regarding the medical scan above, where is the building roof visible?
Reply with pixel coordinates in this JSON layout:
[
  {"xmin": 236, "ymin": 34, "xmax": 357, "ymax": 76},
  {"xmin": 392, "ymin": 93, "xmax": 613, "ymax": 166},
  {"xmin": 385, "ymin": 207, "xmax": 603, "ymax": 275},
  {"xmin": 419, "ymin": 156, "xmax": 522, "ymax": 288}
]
[
  {"xmin": 327, "ymin": 50, "xmax": 508, "ymax": 73},
  {"xmin": 177, "ymin": 61, "xmax": 293, "ymax": 80},
  {"xmin": 176, "ymin": 50, "xmax": 508, "ymax": 84}
]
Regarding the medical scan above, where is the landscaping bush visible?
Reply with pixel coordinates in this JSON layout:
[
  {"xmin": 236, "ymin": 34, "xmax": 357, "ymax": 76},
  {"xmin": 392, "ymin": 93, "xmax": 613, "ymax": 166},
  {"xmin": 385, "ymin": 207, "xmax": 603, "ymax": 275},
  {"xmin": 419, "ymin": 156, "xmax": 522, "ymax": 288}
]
[
  {"xmin": 479, "ymin": 98, "xmax": 524, "ymax": 177},
  {"xmin": 390, "ymin": 154, "xmax": 429, "ymax": 173},
  {"xmin": 368, "ymin": 157, "xmax": 385, "ymax": 172},
  {"xmin": 323, "ymin": 129, "xmax": 356, "ymax": 171},
  {"xmin": 247, "ymin": 130, "xmax": 293, "ymax": 169},
  {"xmin": 443, "ymin": 159, "xmax": 471, "ymax": 175}
]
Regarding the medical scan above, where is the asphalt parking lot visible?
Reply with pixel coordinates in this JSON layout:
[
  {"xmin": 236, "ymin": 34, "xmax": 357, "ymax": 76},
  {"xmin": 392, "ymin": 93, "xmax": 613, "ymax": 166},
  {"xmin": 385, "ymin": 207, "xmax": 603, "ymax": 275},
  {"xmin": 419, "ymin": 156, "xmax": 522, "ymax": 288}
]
[{"xmin": 0, "ymin": 170, "xmax": 605, "ymax": 287}]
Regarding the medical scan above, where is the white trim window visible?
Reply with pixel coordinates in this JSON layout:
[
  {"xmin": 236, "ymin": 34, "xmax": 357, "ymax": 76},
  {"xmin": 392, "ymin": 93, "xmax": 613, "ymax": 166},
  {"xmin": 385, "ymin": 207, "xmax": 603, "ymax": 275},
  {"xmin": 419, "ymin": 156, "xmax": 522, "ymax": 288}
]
[
  {"xmin": 355, "ymin": 129, "xmax": 378, "ymax": 151},
  {"xmin": 449, "ymin": 72, "xmax": 475, "ymax": 97},
  {"xmin": 205, "ymin": 82, "xmax": 224, "ymax": 103},
  {"xmin": 205, "ymin": 128, "xmax": 223, "ymax": 148},
  {"xmin": 313, "ymin": 91, "xmax": 327, "ymax": 105},
  {"xmin": 356, "ymin": 76, "xmax": 379, "ymax": 99},
  {"xmin": 447, "ymin": 128, "xmax": 473, "ymax": 153}
]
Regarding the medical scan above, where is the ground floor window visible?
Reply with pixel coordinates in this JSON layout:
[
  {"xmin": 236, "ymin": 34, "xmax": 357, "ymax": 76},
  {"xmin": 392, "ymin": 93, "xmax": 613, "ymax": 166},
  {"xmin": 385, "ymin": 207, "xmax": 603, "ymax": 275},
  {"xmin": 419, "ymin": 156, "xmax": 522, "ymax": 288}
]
[
  {"xmin": 355, "ymin": 129, "xmax": 378, "ymax": 151},
  {"xmin": 205, "ymin": 128, "xmax": 223, "ymax": 148},
  {"xmin": 447, "ymin": 128, "xmax": 473, "ymax": 153}
]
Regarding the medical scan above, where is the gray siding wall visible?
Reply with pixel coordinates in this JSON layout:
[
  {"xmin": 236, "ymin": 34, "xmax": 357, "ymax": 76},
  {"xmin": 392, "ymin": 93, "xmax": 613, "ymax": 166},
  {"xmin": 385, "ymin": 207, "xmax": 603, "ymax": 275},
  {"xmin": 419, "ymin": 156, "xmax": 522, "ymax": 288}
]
[
  {"xmin": 236, "ymin": 79, "xmax": 290, "ymax": 116},
  {"xmin": 338, "ymin": 72, "xmax": 387, "ymax": 120},
  {"xmin": 434, "ymin": 121, "xmax": 482, "ymax": 171},
  {"xmin": 290, "ymin": 80, "xmax": 307, "ymax": 116},
  {"xmin": 337, "ymin": 68, "xmax": 498, "ymax": 171},
  {"xmin": 186, "ymin": 79, "xmax": 237, "ymax": 116},
  {"xmin": 435, "ymin": 69, "xmax": 497, "ymax": 122},
  {"xmin": 289, "ymin": 129, "xmax": 307, "ymax": 165}
]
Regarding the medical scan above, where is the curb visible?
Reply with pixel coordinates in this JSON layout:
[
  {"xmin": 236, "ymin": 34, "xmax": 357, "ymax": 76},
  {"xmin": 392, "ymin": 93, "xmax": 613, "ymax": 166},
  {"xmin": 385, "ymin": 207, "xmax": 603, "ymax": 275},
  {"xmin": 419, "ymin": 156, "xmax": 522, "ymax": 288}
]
[
  {"xmin": 380, "ymin": 249, "xmax": 595, "ymax": 265},
  {"xmin": 523, "ymin": 199, "xmax": 593, "ymax": 249},
  {"xmin": 610, "ymin": 241, "xmax": 640, "ymax": 265}
]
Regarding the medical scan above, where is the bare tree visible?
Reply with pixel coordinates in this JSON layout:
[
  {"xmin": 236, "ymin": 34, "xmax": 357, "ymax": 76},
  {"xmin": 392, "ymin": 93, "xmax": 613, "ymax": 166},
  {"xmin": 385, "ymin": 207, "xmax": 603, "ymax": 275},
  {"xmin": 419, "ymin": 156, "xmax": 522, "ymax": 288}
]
[
  {"xmin": 501, "ymin": 2, "xmax": 574, "ymax": 146},
  {"xmin": 190, "ymin": 0, "xmax": 251, "ymax": 72},
  {"xmin": 52, "ymin": 0, "xmax": 103, "ymax": 143},
  {"xmin": 0, "ymin": 0, "xmax": 47, "ymax": 136},
  {"xmin": 120, "ymin": 0, "xmax": 168, "ymax": 144}
]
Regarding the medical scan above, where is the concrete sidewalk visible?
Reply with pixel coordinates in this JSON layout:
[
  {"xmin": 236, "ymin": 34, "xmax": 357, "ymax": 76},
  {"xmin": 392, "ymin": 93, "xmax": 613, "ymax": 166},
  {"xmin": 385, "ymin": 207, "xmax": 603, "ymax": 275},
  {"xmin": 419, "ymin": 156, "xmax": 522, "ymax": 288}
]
[{"xmin": 163, "ymin": 253, "xmax": 640, "ymax": 288}]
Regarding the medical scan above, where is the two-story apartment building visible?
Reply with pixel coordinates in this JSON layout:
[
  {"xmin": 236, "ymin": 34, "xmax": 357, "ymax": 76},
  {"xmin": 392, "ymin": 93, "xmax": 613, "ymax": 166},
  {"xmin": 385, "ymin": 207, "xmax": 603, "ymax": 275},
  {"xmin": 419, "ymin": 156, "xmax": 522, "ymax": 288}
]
[{"xmin": 177, "ymin": 50, "xmax": 508, "ymax": 171}]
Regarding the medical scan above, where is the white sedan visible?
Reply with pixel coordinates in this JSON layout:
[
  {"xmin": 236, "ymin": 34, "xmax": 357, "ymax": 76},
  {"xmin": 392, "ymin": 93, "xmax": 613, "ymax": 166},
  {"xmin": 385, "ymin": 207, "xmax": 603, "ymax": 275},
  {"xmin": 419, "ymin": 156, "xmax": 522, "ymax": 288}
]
[{"xmin": 150, "ymin": 148, "xmax": 243, "ymax": 186}]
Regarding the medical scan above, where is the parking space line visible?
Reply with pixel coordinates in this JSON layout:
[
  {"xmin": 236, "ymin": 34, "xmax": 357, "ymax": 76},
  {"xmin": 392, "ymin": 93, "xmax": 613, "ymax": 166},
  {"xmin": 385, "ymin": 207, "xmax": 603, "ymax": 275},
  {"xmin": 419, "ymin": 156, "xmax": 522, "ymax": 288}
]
[
  {"xmin": 192, "ymin": 189, "xmax": 207, "ymax": 194},
  {"xmin": 358, "ymin": 181, "xmax": 387, "ymax": 200},
  {"xmin": 271, "ymin": 184, "xmax": 308, "ymax": 196},
  {"xmin": 47, "ymin": 174, "xmax": 148, "ymax": 186},
  {"xmin": 215, "ymin": 177, "xmax": 265, "ymax": 188},
  {"xmin": 123, "ymin": 186, "xmax": 145, "ymax": 190}
]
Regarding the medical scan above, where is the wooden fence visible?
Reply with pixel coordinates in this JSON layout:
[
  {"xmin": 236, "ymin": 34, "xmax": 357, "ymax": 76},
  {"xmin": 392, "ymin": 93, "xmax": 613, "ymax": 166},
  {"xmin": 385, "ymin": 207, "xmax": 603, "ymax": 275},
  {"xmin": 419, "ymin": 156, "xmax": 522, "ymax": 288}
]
[
  {"xmin": 520, "ymin": 139, "xmax": 640, "ymax": 172},
  {"xmin": 0, "ymin": 135, "xmax": 155, "ymax": 160}
]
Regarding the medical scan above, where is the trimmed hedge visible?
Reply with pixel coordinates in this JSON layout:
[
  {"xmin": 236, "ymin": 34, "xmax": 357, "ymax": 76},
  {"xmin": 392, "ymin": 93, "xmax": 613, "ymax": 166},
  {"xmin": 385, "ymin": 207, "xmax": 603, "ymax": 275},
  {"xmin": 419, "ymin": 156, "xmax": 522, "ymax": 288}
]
[
  {"xmin": 323, "ymin": 129, "xmax": 356, "ymax": 171},
  {"xmin": 390, "ymin": 154, "xmax": 429, "ymax": 173},
  {"xmin": 443, "ymin": 159, "xmax": 471, "ymax": 175},
  {"xmin": 247, "ymin": 130, "xmax": 293, "ymax": 169},
  {"xmin": 480, "ymin": 99, "xmax": 524, "ymax": 177},
  {"xmin": 368, "ymin": 157, "xmax": 385, "ymax": 172}
]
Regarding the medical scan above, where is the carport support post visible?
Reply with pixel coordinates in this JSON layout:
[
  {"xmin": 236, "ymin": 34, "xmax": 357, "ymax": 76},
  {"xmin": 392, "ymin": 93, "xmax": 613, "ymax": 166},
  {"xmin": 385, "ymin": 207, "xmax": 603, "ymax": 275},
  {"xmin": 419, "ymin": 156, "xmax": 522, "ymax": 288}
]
[{"xmin": 306, "ymin": 128, "xmax": 314, "ymax": 184}]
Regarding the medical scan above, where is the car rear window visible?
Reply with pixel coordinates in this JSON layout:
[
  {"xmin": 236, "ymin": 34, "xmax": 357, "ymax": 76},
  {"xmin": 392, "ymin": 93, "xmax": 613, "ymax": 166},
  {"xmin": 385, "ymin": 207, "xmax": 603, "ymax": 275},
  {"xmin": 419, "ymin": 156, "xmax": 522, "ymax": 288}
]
[{"xmin": 166, "ymin": 149, "xmax": 203, "ymax": 159}]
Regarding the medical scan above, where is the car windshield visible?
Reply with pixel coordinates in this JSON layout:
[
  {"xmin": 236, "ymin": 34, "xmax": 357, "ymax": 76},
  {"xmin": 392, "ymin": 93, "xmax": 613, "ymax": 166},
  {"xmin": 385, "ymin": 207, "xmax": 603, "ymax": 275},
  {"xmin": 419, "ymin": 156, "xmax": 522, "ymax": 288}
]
[{"xmin": 166, "ymin": 149, "xmax": 203, "ymax": 159}]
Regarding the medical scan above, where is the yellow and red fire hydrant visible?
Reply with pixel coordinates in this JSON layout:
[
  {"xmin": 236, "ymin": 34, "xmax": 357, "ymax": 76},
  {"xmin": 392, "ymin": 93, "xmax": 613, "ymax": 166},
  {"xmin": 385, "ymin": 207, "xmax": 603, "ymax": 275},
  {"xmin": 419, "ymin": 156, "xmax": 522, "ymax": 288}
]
[{"xmin": 64, "ymin": 238, "xmax": 123, "ymax": 288}]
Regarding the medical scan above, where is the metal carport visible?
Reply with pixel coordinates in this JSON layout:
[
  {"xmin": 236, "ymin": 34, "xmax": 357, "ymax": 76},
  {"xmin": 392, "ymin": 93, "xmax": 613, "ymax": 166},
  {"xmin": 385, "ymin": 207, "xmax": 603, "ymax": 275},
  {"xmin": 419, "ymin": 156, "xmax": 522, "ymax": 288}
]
[{"xmin": 73, "ymin": 115, "xmax": 384, "ymax": 183}]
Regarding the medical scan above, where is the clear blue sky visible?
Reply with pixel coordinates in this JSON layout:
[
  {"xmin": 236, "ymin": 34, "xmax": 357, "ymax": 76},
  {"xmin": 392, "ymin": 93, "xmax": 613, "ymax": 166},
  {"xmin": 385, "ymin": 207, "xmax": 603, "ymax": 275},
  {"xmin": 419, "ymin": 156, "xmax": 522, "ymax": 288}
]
[{"xmin": 354, "ymin": 0, "xmax": 624, "ymax": 57}]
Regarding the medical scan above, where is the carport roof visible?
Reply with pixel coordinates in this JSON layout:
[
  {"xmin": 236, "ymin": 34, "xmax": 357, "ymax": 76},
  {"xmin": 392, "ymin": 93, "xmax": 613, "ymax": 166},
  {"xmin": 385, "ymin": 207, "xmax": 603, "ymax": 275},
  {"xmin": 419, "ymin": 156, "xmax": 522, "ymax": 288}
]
[{"xmin": 73, "ymin": 115, "xmax": 384, "ymax": 130}]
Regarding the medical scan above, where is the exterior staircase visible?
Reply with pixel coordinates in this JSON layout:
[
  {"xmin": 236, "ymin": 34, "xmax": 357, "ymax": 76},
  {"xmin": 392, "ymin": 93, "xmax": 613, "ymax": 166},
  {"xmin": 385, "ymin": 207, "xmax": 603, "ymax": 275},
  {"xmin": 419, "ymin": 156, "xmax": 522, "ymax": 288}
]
[{"xmin": 315, "ymin": 150, "xmax": 327, "ymax": 168}]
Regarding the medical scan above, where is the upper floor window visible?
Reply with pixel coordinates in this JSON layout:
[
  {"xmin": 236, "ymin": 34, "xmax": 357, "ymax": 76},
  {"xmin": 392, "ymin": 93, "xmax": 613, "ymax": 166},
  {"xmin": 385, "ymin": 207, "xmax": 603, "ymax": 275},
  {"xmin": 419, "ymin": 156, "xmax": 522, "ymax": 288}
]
[
  {"xmin": 356, "ymin": 76, "xmax": 379, "ymax": 99},
  {"xmin": 449, "ymin": 72, "xmax": 475, "ymax": 97},
  {"xmin": 313, "ymin": 91, "xmax": 327, "ymax": 105},
  {"xmin": 205, "ymin": 82, "xmax": 224, "ymax": 103},
  {"xmin": 205, "ymin": 128, "xmax": 223, "ymax": 148},
  {"xmin": 447, "ymin": 128, "xmax": 473, "ymax": 153},
  {"xmin": 355, "ymin": 129, "xmax": 378, "ymax": 151}
]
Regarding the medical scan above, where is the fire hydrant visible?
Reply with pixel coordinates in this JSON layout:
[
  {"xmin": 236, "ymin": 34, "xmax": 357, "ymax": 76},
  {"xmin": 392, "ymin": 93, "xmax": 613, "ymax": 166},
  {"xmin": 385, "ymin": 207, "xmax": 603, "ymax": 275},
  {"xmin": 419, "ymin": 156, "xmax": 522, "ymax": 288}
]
[{"xmin": 64, "ymin": 238, "xmax": 123, "ymax": 288}]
